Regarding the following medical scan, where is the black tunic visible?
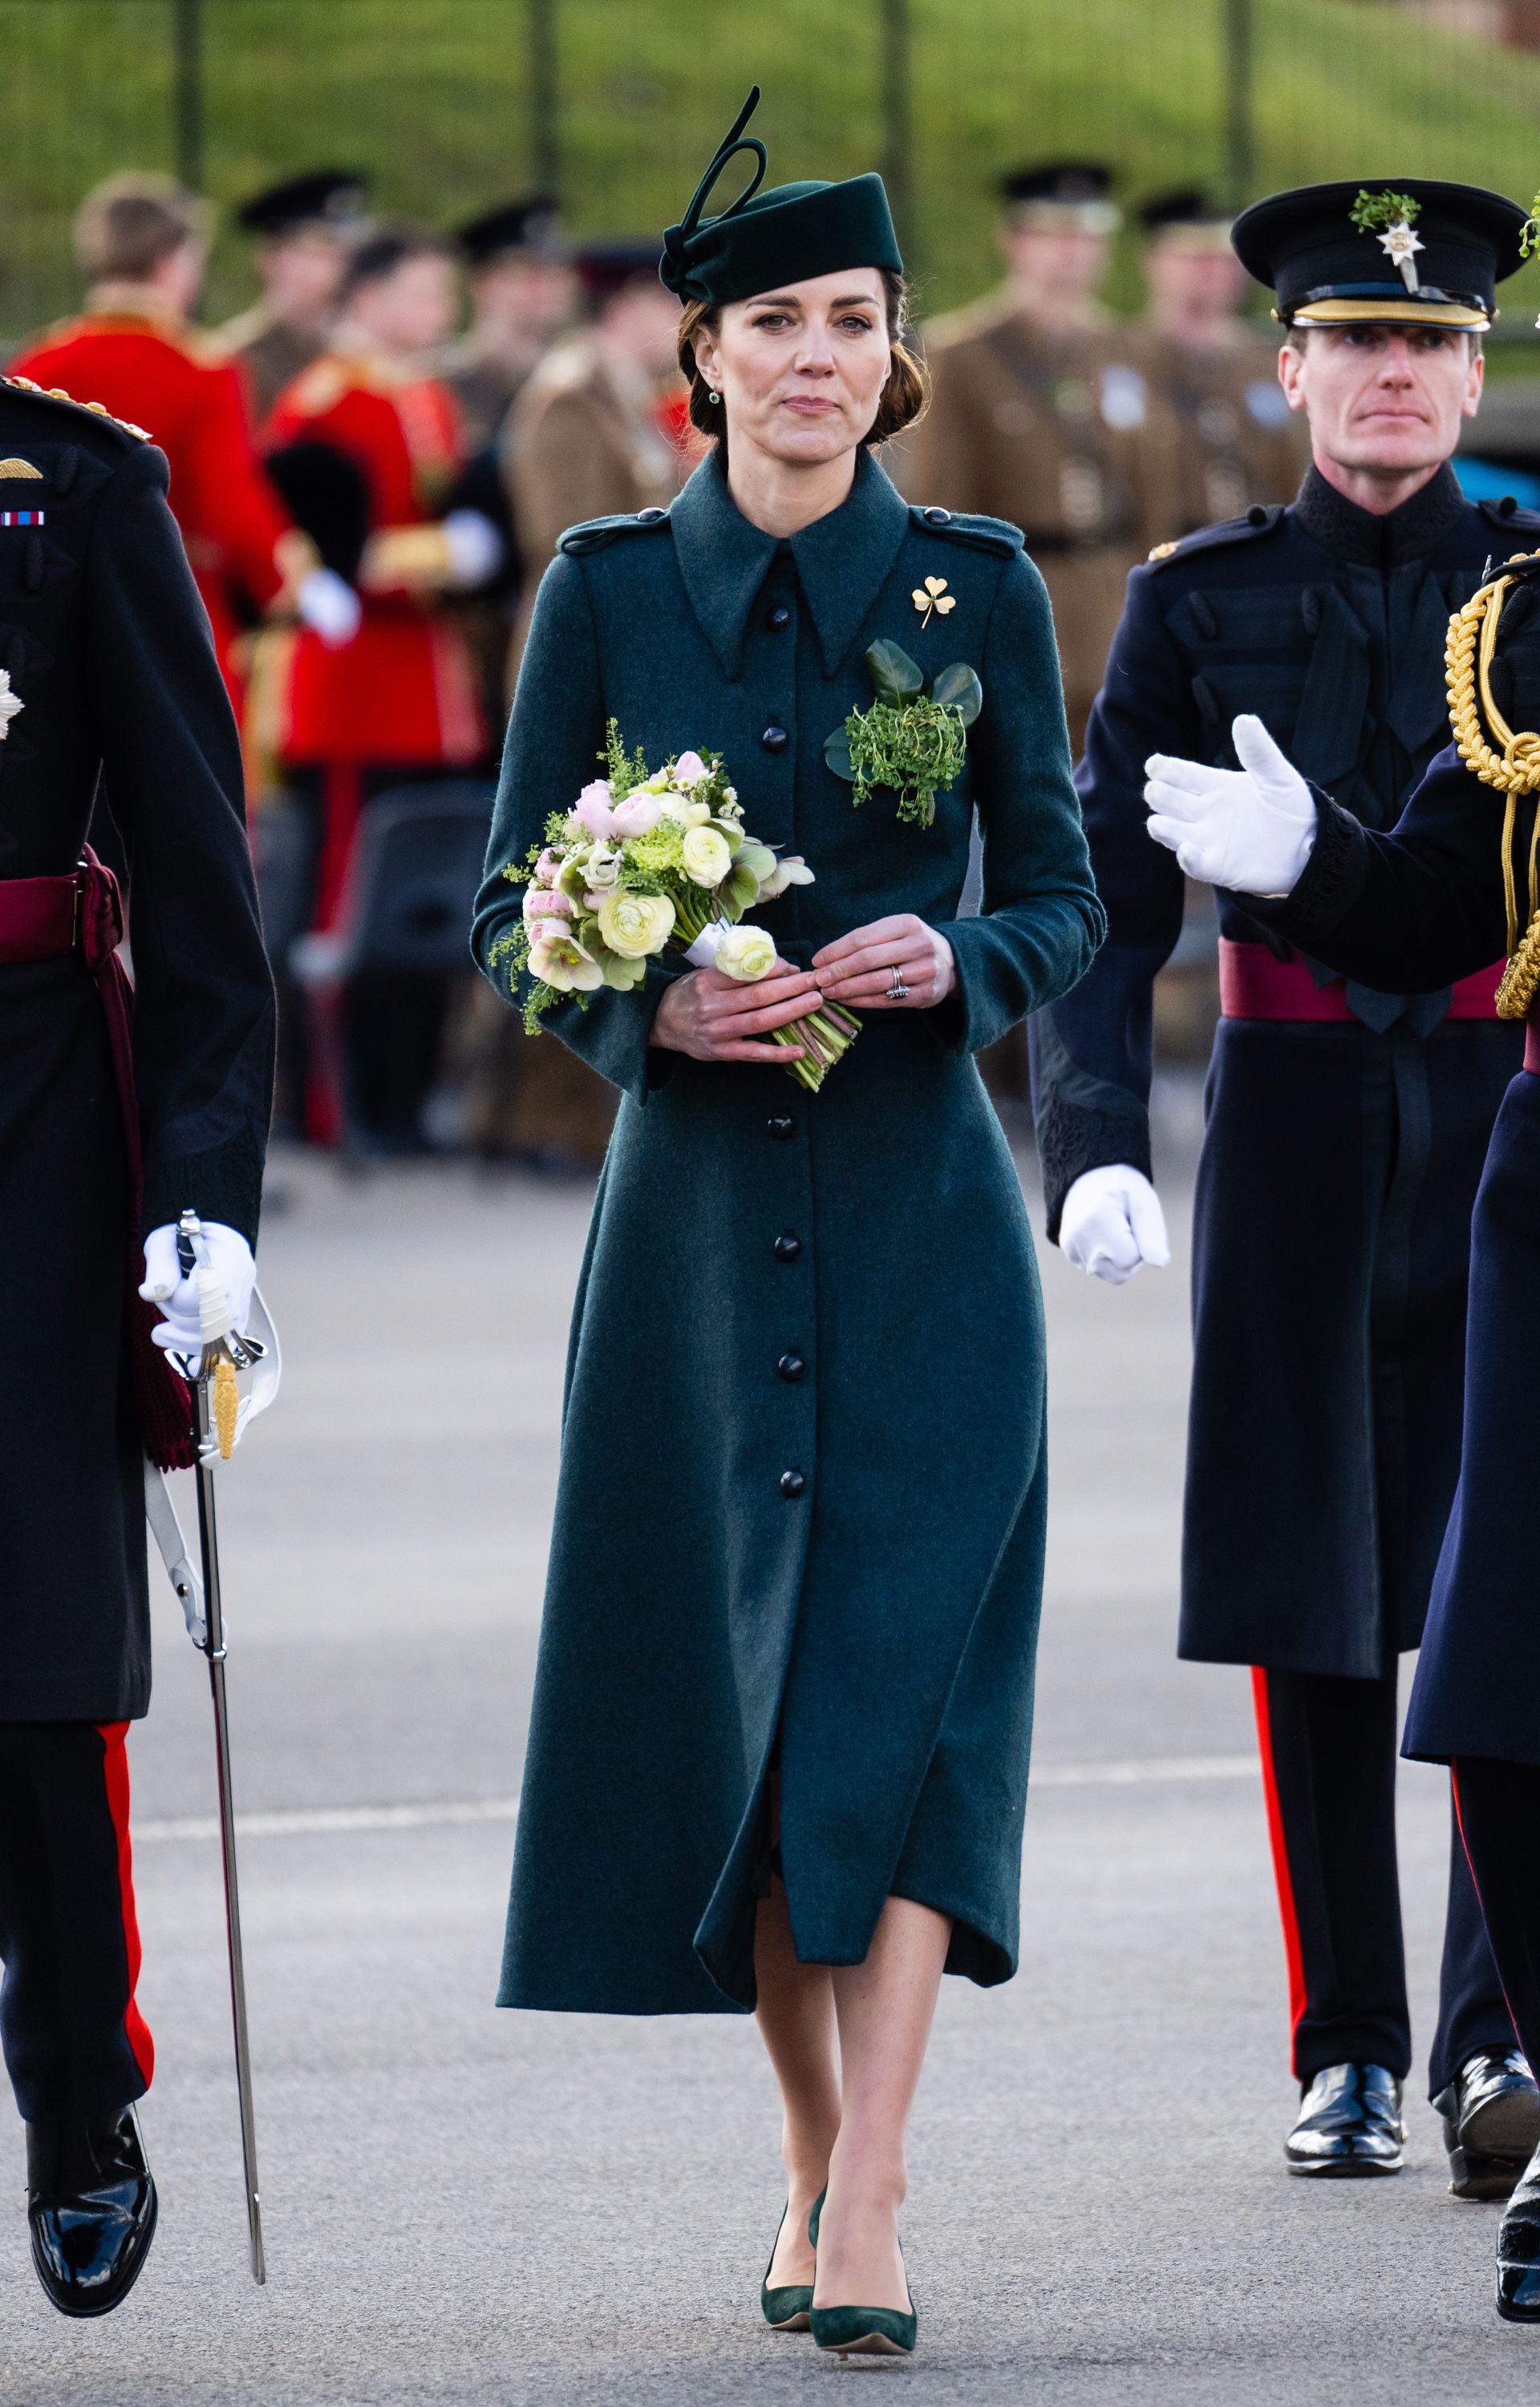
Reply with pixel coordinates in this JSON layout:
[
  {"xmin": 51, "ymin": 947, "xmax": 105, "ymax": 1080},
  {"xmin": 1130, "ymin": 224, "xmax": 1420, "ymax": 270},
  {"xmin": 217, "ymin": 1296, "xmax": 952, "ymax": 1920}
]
[
  {"xmin": 0, "ymin": 380, "xmax": 274, "ymax": 1722},
  {"xmin": 1030, "ymin": 465, "xmax": 1533, "ymax": 1678}
]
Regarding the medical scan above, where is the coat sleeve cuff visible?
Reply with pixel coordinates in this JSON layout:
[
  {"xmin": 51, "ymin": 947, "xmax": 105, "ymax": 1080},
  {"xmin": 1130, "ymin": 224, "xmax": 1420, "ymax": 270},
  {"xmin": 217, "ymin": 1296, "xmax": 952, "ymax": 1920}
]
[
  {"xmin": 142, "ymin": 1135, "xmax": 266, "ymax": 1251},
  {"xmin": 1248, "ymin": 793, "xmax": 1368, "ymax": 951}
]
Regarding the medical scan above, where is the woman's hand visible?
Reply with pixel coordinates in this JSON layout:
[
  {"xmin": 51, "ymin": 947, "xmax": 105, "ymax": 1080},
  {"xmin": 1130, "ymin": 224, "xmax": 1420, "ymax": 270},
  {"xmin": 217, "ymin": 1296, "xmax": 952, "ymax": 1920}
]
[
  {"xmin": 650, "ymin": 959, "xmax": 823, "ymax": 1063},
  {"xmin": 812, "ymin": 914, "xmax": 956, "ymax": 1010}
]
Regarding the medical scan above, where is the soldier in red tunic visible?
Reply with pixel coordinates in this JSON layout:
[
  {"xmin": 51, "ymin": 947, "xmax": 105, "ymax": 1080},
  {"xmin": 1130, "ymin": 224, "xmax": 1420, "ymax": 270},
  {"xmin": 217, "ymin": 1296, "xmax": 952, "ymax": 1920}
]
[
  {"xmin": 11, "ymin": 175, "xmax": 356, "ymax": 720},
  {"xmin": 263, "ymin": 224, "xmax": 502, "ymax": 1146}
]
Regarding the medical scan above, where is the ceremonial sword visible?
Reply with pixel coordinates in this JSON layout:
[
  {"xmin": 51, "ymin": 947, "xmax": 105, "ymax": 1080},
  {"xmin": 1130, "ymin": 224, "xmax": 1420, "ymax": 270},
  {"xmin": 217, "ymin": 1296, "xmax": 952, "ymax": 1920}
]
[{"xmin": 143, "ymin": 1209, "xmax": 281, "ymax": 2285}]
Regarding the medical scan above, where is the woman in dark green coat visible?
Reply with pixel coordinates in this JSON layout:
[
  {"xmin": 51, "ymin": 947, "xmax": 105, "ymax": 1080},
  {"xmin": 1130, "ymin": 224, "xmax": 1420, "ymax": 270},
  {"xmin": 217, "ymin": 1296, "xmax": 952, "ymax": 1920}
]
[{"xmin": 472, "ymin": 91, "xmax": 1104, "ymax": 2359}]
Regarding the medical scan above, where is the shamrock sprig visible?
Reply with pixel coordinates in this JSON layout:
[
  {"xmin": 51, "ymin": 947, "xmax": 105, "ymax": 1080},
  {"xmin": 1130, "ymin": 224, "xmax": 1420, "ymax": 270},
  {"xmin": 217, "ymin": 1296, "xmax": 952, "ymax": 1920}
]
[
  {"xmin": 1350, "ymin": 188, "xmax": 1420, "ymax": 237},
  {"xmin": 824, "ymin": 639, "xmax": 983, "ymax": 830},
  {"xmin": 1523, "ymin": 193, "xmax": 1540, "ymax": 262}
]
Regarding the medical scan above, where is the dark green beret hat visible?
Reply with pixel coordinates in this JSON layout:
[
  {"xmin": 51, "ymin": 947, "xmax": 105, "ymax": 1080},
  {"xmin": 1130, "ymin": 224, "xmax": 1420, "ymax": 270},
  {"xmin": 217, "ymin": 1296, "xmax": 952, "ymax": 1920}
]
[{"xmin": 659, "ymin": 87, "xmax": 903, "ymax": 306}]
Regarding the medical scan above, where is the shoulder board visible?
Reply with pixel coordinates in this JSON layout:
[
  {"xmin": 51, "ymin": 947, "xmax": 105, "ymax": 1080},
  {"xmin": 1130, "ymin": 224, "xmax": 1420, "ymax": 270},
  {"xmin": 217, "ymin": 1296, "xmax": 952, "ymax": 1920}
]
[
  {"xmin": 1145, "ymin": 504, "xmax": 1286, "ymax": 570},
  {"xmin": 557, "ymin": 508, "xmax": 673, "ymax": 557},
  {"xmin": 1479, "ymin": 496, "xmax": 1540, "ymax": 538},
  {"xmin": 283, "ymin": 358, "xmax": 358, "ymax": 417},
  {"xmin": 906, "ymin": 503, "xmax": 1023, "ymax": 559},
  {"xmin": 0, "ymin": 376, "xmax": 150, "ymax": 444}
]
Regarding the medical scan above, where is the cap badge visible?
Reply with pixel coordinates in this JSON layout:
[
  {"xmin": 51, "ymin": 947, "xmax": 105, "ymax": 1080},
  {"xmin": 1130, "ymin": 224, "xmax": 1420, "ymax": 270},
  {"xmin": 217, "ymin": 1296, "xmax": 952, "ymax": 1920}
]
[
  {"xmin": 1350, "ymin": 188, "xmax": 1423, "ymax": 294},
  {"xmin": 912, "ymin": 575, "xmax": 955, "ymax": 627}
]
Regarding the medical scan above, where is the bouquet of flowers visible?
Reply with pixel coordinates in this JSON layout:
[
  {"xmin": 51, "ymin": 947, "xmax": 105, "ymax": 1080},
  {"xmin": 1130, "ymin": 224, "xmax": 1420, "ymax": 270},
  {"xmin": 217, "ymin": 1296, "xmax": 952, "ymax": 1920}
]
[{"xmin": 489, "ymin": 723, "xmax": 861, "ymax": 1091}]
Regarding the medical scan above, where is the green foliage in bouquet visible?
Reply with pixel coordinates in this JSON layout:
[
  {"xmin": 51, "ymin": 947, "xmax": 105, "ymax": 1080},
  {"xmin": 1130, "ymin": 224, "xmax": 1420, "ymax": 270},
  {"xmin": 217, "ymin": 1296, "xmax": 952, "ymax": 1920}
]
[{"xmin": 825, "ymin": 640, "xmax": 983, "ymax": 830}]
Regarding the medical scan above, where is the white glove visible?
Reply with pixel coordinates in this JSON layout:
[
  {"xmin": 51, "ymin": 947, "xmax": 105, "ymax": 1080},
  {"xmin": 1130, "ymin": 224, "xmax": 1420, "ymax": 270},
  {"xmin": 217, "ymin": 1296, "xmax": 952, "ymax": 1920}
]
[
  {"xmin": 1145, "ymin": 713, "xmax": 1316, "ymax": 895},
  {"xmin": 441, "ymin": 508, "xmax": 504, "ymax": 589},
  {"xmin": 140, "ymin": 1223, "xmax": 257, "ymax": 1362},
  {"xmin": 296, "ymin": 565, "xmax": 363, "ymax": 647},
  {"xmin": 1060, "ymin": 1164, "xmax": 1170, "ymax": 1287}
]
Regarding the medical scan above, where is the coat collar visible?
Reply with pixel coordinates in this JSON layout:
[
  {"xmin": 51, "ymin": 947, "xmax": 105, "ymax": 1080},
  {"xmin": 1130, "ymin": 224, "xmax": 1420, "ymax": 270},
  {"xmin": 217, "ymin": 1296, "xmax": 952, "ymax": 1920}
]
[
  {"xmin": 1293, "ymin": 460, "xmax": 1466, "ymax": 570},
  {"xmin": 669, "ymin": 446, "xmax": 910, "ymax": 680}
]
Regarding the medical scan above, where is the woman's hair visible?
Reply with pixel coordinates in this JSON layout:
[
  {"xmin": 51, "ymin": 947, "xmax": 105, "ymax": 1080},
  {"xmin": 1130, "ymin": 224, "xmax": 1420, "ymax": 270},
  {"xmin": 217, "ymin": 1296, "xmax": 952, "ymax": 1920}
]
[{"xmin": 677, "ymin": 268, "xmax": 928, "ymax": 455}]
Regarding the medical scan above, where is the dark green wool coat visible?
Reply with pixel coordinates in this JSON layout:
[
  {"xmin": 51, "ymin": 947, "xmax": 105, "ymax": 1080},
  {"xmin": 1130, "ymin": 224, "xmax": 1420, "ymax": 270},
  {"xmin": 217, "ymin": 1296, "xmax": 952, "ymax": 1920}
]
[{"xmin": 472, "ymin": 449, "xmax": 1104, "ymax": 2014}]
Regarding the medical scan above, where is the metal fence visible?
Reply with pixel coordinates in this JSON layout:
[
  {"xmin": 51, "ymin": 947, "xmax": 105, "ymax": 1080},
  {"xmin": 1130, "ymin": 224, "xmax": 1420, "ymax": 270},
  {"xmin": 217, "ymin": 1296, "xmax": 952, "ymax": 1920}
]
[{"xmin": 4, "ymin": 0, "xmax": 1540, "ymax": 340}]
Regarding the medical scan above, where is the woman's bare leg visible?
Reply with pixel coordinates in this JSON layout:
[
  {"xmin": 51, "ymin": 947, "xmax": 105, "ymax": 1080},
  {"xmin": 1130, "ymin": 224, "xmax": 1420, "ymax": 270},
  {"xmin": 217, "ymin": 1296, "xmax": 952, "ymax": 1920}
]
[
  {"xmin": 813, "ymin": 1895, "xmax": 951, "ymax": 2312},
  {"xmin": 755, "ymin": 1877, "xmax": 841, "ymax": 2286}
]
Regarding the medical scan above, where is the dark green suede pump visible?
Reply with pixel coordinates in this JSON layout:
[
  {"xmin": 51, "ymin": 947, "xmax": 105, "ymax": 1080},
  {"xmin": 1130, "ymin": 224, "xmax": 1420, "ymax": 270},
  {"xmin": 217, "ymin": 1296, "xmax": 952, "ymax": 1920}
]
[
  {"xmin": 760, "ymin": 2202, "xmax": 813, "ymax": 2332},
  {"xmin": 806, "ymin": 2187, "xmax": 918, "ymax": 2360}
]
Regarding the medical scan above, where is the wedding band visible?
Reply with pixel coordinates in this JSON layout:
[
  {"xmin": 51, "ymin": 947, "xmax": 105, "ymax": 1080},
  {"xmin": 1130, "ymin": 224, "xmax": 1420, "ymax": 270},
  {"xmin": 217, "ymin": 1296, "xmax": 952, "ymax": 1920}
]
[{"xmin": 886, "ymin": 967, "xmax": 910, "ymax": 1002}]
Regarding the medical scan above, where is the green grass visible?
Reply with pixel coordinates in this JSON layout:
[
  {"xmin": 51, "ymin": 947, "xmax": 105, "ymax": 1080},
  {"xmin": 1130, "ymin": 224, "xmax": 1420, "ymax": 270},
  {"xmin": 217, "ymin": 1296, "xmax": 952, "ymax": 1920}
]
[{"xmin": 3, "ymin": 0, "xmax": 1540, "ymax": 339}]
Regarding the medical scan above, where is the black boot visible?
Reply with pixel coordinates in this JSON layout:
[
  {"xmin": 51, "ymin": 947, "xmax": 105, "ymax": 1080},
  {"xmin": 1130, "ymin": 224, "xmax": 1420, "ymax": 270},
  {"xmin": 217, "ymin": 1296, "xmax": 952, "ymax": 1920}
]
[
  {"xmin": 1434, "ymin": 2047, "xmax": 1540, "ymax": 2201},
  {"xmin": 1497, "ymin": 2142, "xmax": 1540, "ymax": 2321},
  {"xmin": 26, "ymin": 2106, "xmax": 157, "ymax": 2317},
  {"xmin": 1285, "ymin": 2063, "xmax": 1404, "ymax": 2176}
]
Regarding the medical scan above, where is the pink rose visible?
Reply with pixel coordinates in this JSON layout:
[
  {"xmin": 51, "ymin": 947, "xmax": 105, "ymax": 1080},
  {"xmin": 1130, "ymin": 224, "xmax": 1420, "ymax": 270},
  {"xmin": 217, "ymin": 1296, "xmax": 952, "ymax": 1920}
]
[
  {"xmin": 672, "ymin": 749, "xmax": 708, "ymax": 786},
  {"xmin": 610, "ymin": 793, "xmax": 664, "ymax": 837},
  {"xmin": 523, "ymin": 885, "xmax": 573, "ymax": 923},
  {"xmin": 572, "ymin": 780, "xmax": 617, "ymax": 838},
  {"xmin": 533, "ymin": 846, "xmax": 562, "ymax": 887}
]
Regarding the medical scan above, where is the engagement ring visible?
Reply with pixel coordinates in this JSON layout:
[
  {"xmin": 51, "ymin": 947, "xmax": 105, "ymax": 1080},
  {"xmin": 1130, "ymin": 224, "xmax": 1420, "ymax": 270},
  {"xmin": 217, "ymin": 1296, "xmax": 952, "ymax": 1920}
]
[{"xmin": 886, "ymin": 968, "xmax": 910, "ymax": 1001}]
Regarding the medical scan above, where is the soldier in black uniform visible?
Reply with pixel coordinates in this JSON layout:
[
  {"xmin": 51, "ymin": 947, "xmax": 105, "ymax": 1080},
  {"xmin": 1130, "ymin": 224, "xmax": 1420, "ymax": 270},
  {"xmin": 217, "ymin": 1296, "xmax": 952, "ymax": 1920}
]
[
  {"xmin": 0, "ymin": 372, "xmax": 274, "ymax": 2312},
  {"xmin": 1031, "ymin": 181, "xmax": 1540, "ymax": 2187},
  {"xmin": 1144, "ymin": 554, "xmax": 1540, "ymax": 2320}
]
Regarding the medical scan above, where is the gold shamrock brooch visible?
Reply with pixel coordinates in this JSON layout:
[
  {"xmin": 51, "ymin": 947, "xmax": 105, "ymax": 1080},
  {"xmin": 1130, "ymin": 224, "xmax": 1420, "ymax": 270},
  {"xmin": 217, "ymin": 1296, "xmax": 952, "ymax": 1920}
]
[{"xmin": 912, "ymin": 574, "xmax": 956, "ymax": 628}]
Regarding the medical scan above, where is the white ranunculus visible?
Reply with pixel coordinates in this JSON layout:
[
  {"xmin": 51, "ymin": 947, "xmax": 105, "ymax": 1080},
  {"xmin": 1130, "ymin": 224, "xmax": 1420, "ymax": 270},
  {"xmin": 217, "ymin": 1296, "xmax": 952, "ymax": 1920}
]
[
  {"xmin": 667, "ymin": 797, "xmax": 712, "ymax": 829},
  {"xmin": 682, "ymin": 825, "xmax": 733, "ymax": 887},
  {"xmin": 714, "ymin": 923, "xmax": 777, "ymax": 983},
  {"xmin": 760, "ymin": 853, "xmax": 816, "ymax": 899},
  {"xmin": 597, "ymin": 889, "xmax": 676, "ymax": 958}
]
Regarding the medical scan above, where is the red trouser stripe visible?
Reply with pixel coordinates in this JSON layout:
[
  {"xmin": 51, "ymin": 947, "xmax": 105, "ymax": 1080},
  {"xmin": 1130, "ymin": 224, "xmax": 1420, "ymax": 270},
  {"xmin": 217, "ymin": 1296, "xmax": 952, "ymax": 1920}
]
[
  {"xmin": 1450, "ymin": 1763, "xmax": 1523, "ymax": 2055},
  {"xmin": 95, "ymin": 1723, "xmax": 154, "ymax": 2088},
  {"xmin": 1251, "ymin": 1668, "xmax": 1308, "ymax": 2071}
]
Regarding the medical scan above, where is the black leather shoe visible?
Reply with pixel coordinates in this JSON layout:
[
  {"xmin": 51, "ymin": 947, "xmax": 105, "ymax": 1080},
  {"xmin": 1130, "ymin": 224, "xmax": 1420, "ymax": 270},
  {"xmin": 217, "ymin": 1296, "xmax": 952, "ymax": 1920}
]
[
  {"xmin": 1435, "ymin": 2048, "xmax": 1540, "ymax": 2201},
  {"xmin": 1286, "ymin": 2063, "xmax": 1405, "ymax": 2176},
  {"xmin": 1497, "ymin": 2142, "xmax": 1540, "ymax": 2320},
  {"xmin": 26, "ymin": 2107, "xmax": 157, "ymax": 2318}
]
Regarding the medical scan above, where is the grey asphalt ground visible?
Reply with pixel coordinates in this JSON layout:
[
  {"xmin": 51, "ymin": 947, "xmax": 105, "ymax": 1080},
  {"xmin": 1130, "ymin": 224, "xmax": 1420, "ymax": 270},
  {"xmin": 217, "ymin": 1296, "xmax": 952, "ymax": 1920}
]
[{"xmin": 0, "ymin": 1078, "xmax": 1530, "ymax": 2405}]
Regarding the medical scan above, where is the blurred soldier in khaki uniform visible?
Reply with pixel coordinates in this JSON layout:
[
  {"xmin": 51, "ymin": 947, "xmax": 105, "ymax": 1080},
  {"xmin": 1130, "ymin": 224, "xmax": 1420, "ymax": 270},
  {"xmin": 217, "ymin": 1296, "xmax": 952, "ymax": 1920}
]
[
  {"xmin": 440, "ymin": 197, "xmax": 576, "ymax": 456},
  {"xmin": 463, "ymin": 242, "xmax": 684, "ymax": 1171},
  {"xmin": 505, "ymin": 242, "xmax": 684, "ymax": 636},
  {"xmin": 217, "ymin": 170, "xmax": 369, "ymax": 427},
  {"xmin": 901, "ymin": 161, "xmax": 1156, "ymax": 749},
  {"xmin": 1137, "ymin": 187, "xmax": 1310, "ymax": 543}
]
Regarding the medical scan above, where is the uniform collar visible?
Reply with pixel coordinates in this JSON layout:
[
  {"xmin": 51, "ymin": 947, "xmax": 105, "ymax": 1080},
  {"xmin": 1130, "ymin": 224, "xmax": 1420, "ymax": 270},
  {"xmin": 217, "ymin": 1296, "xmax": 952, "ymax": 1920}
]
[
  {"xmin": 1293, "ymin": 460, "xmax": 1466, "ymax": 568},
  {"xmin": 669, "ymin": 446, "xmax": 910, "ymax": 680}
]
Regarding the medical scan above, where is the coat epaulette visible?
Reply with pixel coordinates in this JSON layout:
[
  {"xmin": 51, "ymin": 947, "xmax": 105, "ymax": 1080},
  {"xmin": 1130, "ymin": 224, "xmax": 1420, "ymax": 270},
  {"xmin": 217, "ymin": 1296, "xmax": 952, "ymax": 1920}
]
[
  {"xmin": 906, "ymin": 503, "xmax": 1023, "ymax": 559},
  {"xmin": 1, "ymin": 375, "xmax": 150, "ymax": 444},
  {"xmin": 1145, "ymin": 503, "xmax": 1286, "ymax": 570},
  {"xmin": 557, "ymin": 507, "xmax": 674, "ymax": 557},
  {"xmin": 1480, "ymin": 495, "xmax": 1540, "ymax": 541}
]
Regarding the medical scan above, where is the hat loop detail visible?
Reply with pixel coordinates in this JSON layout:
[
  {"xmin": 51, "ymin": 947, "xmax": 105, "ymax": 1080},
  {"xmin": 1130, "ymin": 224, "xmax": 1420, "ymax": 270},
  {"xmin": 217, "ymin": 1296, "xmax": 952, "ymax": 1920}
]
[{"xmin": 679, "ymin": 87, "xmax": 768, "ymax": 240}]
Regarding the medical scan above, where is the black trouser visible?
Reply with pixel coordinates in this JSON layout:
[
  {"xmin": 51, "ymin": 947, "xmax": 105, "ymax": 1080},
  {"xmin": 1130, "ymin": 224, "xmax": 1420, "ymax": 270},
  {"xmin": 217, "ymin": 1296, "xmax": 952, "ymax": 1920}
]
[
  {"xmin": 0, "ymin": 1723, "xmax": 152, "ymax": 2124},
  {"xmin": 1453, "ymin": 1758, "xmax": 1540, "ymax": 2079},
  {"xmin": 1254, "ymin": 1666, "xmax": 1512, "ymax": 2096},
  {"xmin": 270, "ymin": 767, "xmax": 454, "ymax": 1151}
]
